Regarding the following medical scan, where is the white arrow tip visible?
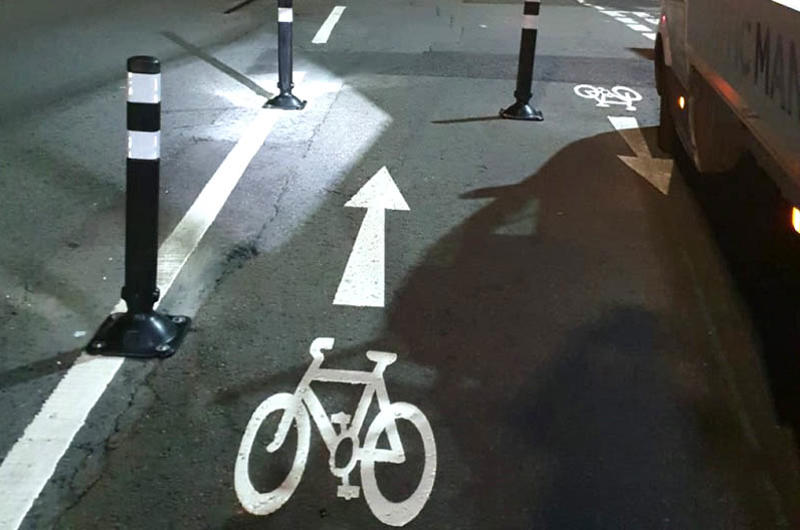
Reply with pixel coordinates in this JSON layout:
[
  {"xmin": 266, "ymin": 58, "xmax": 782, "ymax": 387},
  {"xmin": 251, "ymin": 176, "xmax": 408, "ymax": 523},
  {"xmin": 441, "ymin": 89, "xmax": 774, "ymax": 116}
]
[{"xmin": 345, "ymin": 166, "xmax": 410, "ymax": 211}]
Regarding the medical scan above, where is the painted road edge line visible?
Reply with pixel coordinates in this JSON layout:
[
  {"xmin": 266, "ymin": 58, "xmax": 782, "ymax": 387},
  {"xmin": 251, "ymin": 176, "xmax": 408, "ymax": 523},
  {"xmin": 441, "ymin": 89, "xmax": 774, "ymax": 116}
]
[
  {"xmin": 0, "ymin": 108, "xmax": 283, "ymax": 530},
  {"xmin": 312, "ymin": 6, "xmax": 347, "ymax": 44}
]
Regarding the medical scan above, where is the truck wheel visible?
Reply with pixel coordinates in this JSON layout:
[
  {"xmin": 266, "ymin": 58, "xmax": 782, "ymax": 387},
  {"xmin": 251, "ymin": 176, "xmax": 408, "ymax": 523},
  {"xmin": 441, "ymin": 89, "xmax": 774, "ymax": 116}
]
[
  {"xmin": 656, "ymin": 40, "xmax": 677, "ymax": 154},
  {"xmin": 658, "ymin": 89, "xmax": 677, "ymax": 154}
]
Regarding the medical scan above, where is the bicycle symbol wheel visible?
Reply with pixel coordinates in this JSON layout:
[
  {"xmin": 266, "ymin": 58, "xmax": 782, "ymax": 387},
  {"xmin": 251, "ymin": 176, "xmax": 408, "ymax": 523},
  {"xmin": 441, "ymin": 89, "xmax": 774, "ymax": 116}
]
[
  {"xmin": 611, "ymin": 85, "xmax": 643, "ymax": 103},
  {"xmin": 234, "ymin": 393, "xmax": 311, "ymax": 516},
  {"xmin": 611, "ymin": 86, "xmax": 643, "ymax": 110},
  {"xmin": 360, "ymin": 402, "xmax": 437, "ymax": 527},
  {"xmin": 573, "ymin": 84, "xmax": 602, "ymax": 100}
]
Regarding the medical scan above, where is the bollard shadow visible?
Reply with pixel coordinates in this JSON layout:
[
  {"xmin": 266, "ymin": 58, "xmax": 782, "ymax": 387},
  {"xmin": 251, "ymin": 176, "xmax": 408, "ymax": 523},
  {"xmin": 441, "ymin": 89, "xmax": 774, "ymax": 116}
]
[
  {"xmin": 161, "ymin": 31, "xmax": 275, "ymax": 100},
  {"xmin": 430, "ymin": 115, "xmax": 503, "ymax": 125},
  {"xmin": 0, "ymin": 349, "xmax": 82, "ymax": 391},
  {"xmin": 223, "ymin": 0, "xmax": 262, "ymax": 15}
]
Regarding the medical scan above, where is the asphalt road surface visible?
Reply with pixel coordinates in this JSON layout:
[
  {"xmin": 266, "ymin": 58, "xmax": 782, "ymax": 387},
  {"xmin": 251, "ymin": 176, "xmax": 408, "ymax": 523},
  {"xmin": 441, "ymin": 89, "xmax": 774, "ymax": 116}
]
[{"xmin": 2, "ymin": 0, "xmax": 800, "ymax": 528}]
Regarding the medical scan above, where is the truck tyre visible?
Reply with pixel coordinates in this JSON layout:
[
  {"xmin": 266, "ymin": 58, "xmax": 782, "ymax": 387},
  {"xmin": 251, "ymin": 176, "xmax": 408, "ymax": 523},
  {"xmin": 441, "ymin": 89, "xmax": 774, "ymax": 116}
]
[
  {"xmin": 658, "ymin": 87, "xmax": 677, "ymax": 154},
  {"xmin": 655, "ymin": 38, "xmax": 677, "ymax": 154}
]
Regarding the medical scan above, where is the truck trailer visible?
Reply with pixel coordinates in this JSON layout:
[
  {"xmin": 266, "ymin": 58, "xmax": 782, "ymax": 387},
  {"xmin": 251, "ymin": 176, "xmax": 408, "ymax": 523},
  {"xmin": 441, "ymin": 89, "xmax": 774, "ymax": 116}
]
[{"xmin": 656, "ymin": 0, "xmax": 800, "ymax": 225}]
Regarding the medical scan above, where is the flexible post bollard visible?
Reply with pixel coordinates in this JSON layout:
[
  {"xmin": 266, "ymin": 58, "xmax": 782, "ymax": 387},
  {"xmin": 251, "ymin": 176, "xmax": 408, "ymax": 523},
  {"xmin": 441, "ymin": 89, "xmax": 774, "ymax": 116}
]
[
  {"xmin": 266, "ymin": 0, "xmax": 306, "ymax": 109},
  {"xmin": 500, "ymin": 0, "xmax": 544, "ymax": 121},
  {"xmin": 87, "ymin": 56, "xmax": 190, "ymax": 359}
]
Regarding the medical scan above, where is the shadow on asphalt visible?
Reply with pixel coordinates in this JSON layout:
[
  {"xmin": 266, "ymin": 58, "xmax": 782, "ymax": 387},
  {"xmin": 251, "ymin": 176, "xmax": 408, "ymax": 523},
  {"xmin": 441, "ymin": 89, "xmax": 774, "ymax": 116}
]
[
  {"xmin": 376, "ymin": 130, "xmax": 789, "ymax": 527},
  {"xmin": 430, "ymin": 115, "xmax": 503, "ymax": 125},
  {"xmin": 214, "ymin": 129, "xmax": 800, "ymax": 528},
  {"xmin": 0, "ymin": 349, "xmax": 81, "ymax": 390}
]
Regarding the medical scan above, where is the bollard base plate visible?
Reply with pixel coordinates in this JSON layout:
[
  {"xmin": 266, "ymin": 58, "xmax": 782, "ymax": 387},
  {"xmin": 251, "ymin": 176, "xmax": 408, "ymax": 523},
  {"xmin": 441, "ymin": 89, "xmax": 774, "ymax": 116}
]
[
  {"xmin": 87, "ymin": 311, "xmax": 191, "ymax": 359},
  {"xmin": 265, "ymin": 93, "xmax": 307, "ymax": 110},
  {"xmin": 500, "ymin": 102, "xmax": 544, "ymax": 121}
]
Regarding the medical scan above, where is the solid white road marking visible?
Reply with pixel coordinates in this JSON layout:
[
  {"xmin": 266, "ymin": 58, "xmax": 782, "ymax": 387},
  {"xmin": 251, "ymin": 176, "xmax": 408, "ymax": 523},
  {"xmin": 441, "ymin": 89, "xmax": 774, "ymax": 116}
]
[
  {"xmin": 609, "ymin": 116, "xmax": 673, "ymax": 195},
  {"xmin": 155, "ymin": 109, "xmax": 282, "ymax": 294},
  {"xmin": 642, "ymin": 32, "xmax": 656, "ymax": 41},
  {"xmin": 333, "ymin": 167, "xmax": 409, "ymax": 308},
  {"xmin": 0, "ymin": 107, "xmax": 284, "ymax": 530},
  {"xmin": 312, "ymin": 6, "xmax": 347, "ymax": 44}
]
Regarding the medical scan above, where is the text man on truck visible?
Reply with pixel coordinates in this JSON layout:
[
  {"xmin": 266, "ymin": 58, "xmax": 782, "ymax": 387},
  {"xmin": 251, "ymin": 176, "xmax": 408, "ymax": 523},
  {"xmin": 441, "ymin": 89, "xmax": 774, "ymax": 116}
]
[{"xmin": 656, "ymin": 0, "xmax": 800, "ymax": 227}]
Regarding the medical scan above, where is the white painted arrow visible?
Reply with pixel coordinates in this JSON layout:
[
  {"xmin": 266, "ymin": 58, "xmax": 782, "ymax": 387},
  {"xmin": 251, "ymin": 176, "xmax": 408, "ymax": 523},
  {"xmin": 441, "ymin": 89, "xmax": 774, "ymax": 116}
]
[
  {"xmin": 333, "ymin": 166, "xmax": 409, "ymax": 307},
  {"xmin": 608, "ymin": 116, "xmax": 674, "ymax": 195}
]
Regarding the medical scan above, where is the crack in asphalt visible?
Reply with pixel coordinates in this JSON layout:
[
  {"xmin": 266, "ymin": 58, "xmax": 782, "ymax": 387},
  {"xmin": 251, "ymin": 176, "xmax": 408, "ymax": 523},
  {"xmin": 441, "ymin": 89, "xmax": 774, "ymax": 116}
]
[{"xmin": 301, "ymin": 83, "xmax": 347, "ymax": 161}]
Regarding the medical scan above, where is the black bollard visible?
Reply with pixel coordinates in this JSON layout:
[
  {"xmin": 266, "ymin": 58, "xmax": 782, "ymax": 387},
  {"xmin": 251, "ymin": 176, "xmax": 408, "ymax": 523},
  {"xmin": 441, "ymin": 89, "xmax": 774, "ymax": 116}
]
[
  {"xmin": 87, "ymin": 56, "xmax": 190, "ymax": 359},
  {"xmin": 500, "ymin": 0, "xmax": 544, "ymax": 121},
  {"xmin": 265, "ymin": 0, "xmax": 306, "ymax": 110}
]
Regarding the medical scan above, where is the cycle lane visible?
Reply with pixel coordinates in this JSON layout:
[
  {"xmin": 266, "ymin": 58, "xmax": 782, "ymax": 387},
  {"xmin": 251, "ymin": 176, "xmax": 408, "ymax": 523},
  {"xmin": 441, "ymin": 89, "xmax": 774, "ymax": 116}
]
[
  {"xmin": 53, "ymin": 0, "xmax": 799, "ymax": 528},
  {"xmin": 57, "ymin": 85, "xmax": 795, "ymax": 530}
]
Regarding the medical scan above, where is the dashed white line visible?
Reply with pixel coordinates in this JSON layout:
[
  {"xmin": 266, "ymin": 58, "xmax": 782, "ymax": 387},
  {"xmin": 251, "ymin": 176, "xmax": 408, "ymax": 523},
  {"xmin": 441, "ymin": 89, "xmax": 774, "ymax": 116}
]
[
  {"xmin": 633, "ymin": 11, "xmax": 660, "ymax": 25},
  {"xmin": 577, "ymin": 1, "xmax": 659, "ymax": 43},
  {"xmin": 0, "ymin": 105, "xmax": 286, "ymax": 530},
  {"xmin": 312, "ymin": 6, "xmax": 347, "ymax": 44}
]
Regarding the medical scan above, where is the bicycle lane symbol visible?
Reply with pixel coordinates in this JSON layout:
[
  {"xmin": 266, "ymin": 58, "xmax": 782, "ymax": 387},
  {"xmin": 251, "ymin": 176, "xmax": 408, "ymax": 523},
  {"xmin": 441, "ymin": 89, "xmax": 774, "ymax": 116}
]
[
  {"xmin": 573, "ymin": 84, "xmax": 643, "ymax": 111},
  {"xmin": 234, "ymin": 337, "xmax": 437, "ymax": 527}
]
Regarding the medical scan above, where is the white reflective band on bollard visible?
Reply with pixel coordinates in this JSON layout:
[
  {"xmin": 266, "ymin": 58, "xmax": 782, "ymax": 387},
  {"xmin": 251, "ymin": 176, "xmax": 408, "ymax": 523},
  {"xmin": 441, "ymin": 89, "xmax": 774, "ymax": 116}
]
[
  {"xmin": 127, "ymin": 131, "xmax": 160, "ymax": 160},
  {"xmin": 127, "ymin": 73, "xmax": 161, "ymax": 104},
  {"xmin": 522, "ymin": 15, "xmax": 539, "ymax": 29},
  {"xmin": 278, "ymin": 7, "xmax": 293, "ymax": 22}
]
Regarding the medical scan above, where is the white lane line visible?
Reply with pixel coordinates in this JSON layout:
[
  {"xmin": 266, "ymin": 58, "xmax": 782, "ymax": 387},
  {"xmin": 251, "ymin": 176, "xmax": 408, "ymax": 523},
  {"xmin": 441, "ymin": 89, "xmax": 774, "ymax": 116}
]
[
  {"xmin": 0, "ymin": 106, "xmax": 284, "ymax": 530},
  {"xmin": 312, "ymin": 6, "xmax": 347, "ymax": 44},
  {"xmin": 633, "ymin": 12, "xmax": 659, "ymax": 25},
  {"xmin": 579, "ymin": 2, "xmax": 658, "ymax": 43}
]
